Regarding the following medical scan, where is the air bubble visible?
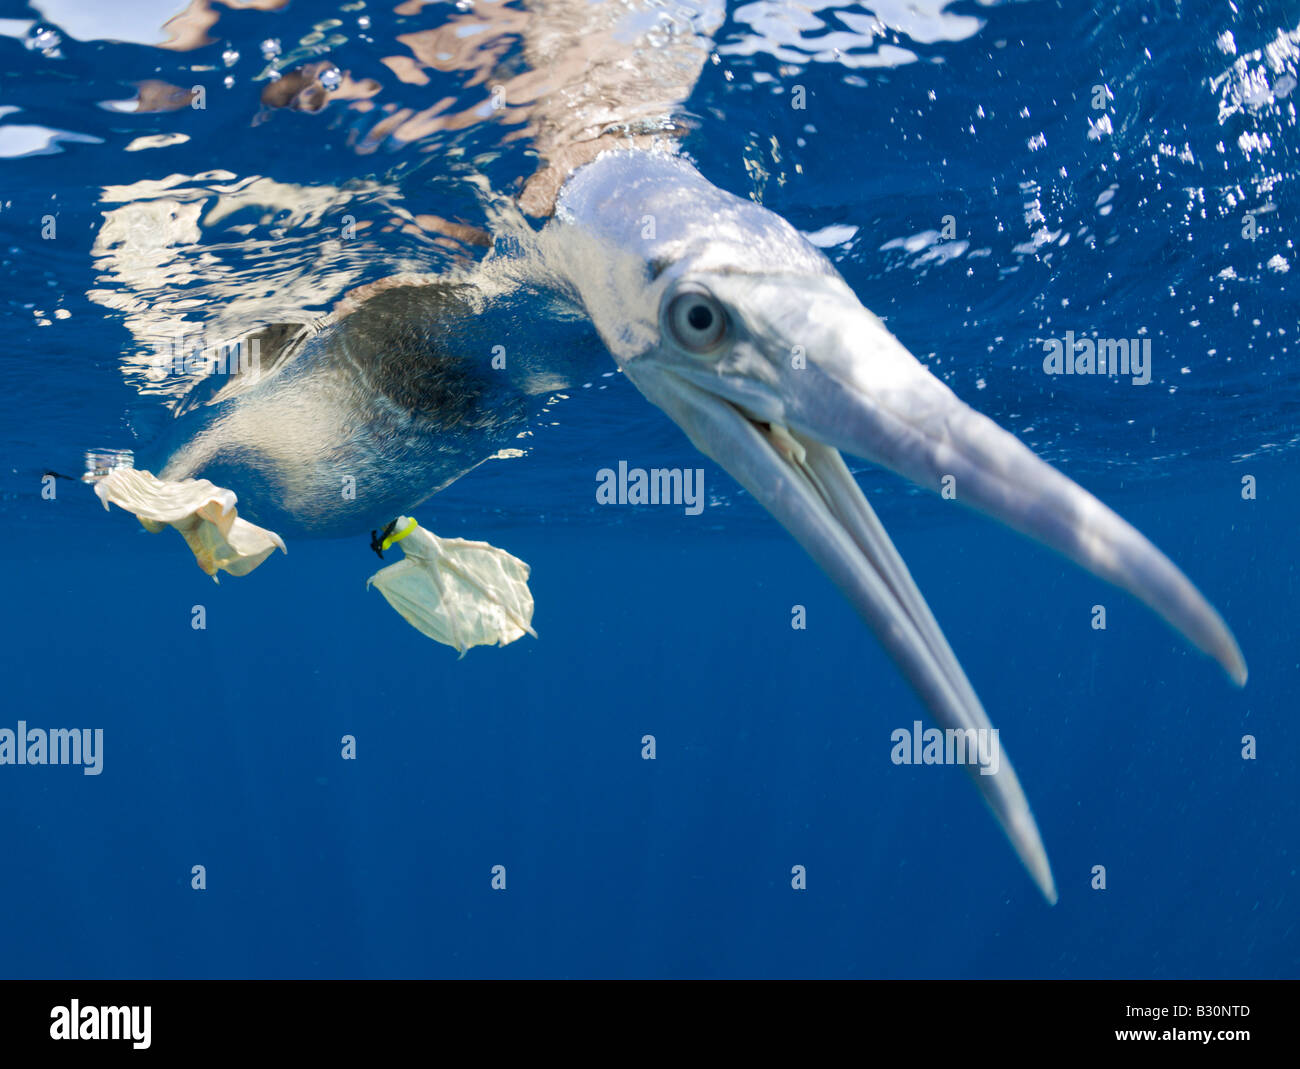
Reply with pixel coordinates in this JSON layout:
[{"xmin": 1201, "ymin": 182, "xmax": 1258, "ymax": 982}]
[{"xmin": 27, "ymin": 25, "xmax": 61, "ymax": 55}]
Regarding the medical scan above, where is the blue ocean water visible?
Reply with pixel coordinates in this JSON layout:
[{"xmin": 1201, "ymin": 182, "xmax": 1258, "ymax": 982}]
[{"xmin": 0, "ymin": 0, "xmax": 1296, "ymax": 979}]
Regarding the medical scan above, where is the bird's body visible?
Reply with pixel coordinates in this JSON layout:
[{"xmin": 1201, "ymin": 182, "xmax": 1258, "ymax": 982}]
[{"xmin": 152, "ymin": 273, "xmax": 605, "ymax": 534}]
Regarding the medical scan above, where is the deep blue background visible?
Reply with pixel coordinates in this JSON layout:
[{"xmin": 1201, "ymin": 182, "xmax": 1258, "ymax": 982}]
[{"xmin": 0, "ymin": 0, "xmax": 1295, "ymax": 977}]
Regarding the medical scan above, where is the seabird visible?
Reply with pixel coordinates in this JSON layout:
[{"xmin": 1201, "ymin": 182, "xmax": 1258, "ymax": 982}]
[{"xmin": 89, "ymin": 0, "xmax": 1246, "ymax": 902}]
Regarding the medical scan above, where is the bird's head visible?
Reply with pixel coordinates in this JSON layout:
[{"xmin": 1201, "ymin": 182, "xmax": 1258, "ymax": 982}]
[{"xmin": 549, "ymin": 149, "xmax": 1245, "ymax": 901}]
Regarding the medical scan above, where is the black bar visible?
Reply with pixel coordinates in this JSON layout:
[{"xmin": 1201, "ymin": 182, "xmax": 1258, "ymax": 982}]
[{"xmin": 0, "ymin": 980, "xmax": 1286, "ymax": 1055}]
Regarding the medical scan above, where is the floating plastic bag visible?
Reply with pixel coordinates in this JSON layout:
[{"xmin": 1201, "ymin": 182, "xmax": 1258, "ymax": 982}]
[
  {"xmin": 367, "ymin": 517, "xmax": 536, "ymax": 654},
  {"xmin": 94, "ymin": 467, "xmax": 285, "ymax": 579}
]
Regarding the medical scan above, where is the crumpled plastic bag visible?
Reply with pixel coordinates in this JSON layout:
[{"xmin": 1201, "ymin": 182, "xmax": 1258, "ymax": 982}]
[
  {"xmin": 367, "ymin": 518, "xmax": 536, "ymax": 654},
  {"xmin": 94, "ymin": 467, "xmax": 286, "ymax": 579}
]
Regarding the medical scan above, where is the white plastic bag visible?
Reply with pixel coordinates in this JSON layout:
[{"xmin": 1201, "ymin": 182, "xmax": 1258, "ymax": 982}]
[
  {"xmin": 367, "ymin": 518, "xmax": 536, "ymax": 654},
  {"xmin": 94, "ymin": 467, "xmax": 285, "ymax": 579}
]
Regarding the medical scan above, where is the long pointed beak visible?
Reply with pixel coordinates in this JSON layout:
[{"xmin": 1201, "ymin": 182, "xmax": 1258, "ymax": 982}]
[{"xmin": 623, "ymin": 275, "xmax": 1246, "ymax": 902}]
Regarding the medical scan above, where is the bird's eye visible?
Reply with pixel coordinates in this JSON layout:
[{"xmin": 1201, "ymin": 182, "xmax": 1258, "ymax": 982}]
[{"xmin": 665, "ymin": 289, "xmax": 728, "ymax": 353}]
